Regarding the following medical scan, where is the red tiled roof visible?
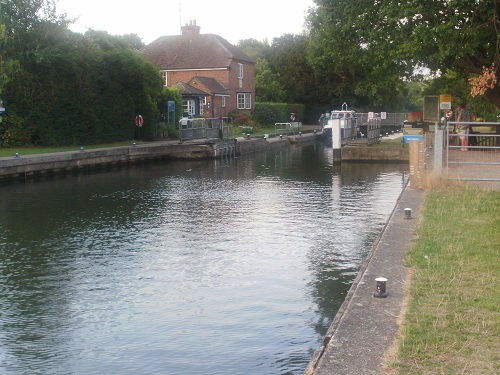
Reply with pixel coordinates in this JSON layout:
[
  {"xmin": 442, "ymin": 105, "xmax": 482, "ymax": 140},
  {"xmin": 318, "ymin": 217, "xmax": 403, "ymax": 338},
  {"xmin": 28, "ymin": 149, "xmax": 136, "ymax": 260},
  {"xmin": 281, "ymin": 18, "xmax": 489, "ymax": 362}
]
[
  {"xmin": 193, "ymin": 76, "xmax": 229, "ymax": 95},
  {"xmin": 140, "ymin": 34, "xmax": 255, "ymax": 70},
  {"xmin": 172, "ymin": 81, "xmax": 208, "ymax": 96}
]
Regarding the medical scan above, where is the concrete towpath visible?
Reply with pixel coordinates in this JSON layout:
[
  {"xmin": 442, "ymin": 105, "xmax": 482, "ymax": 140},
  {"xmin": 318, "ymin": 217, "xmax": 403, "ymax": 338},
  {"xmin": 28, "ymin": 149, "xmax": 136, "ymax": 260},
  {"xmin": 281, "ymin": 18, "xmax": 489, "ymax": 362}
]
[{"xmin": 305, "ymin": 184, "xmax": 425, "ymax": 374}]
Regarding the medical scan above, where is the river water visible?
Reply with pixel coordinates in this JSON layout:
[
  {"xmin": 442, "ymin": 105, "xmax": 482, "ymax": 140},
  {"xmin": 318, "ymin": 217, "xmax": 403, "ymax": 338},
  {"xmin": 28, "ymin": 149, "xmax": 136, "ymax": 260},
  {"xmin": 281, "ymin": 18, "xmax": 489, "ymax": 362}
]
[{"xmin": 0, "ymin": 143, "xmax": 407, "ymax": 374}]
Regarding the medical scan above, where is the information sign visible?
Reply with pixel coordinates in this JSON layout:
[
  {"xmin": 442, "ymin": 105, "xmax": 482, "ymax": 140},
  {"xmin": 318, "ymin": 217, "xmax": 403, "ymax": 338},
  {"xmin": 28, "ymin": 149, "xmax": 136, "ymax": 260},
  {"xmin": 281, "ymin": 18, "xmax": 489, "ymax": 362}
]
[
  {"xmin": 439, "ymin": 94, "xmax": 452, "ymax": 110},
  {"xmin": 403, "ymin": 128, "xmax": 424, "ymax": 143},
  {"xmin": 423, "ymin": 96, "xmax": 439, "ymax": 122}
]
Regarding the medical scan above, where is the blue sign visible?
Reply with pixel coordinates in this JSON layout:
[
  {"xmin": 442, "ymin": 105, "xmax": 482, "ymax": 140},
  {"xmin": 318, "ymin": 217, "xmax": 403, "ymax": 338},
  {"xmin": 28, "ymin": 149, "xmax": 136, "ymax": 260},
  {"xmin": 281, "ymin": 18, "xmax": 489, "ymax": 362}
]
[
  {"xmin": 404, "ymin": 135, "xmax": 424, "ymax": 143},
  {"xmin": 168, "ymin": 100, "xmax": 175, "ymax": 112}
]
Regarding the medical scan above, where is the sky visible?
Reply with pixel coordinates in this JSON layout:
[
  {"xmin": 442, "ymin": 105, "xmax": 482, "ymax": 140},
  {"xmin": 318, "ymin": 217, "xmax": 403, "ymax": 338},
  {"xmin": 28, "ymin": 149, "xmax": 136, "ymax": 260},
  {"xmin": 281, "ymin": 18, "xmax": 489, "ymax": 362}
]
[{"xmin": 56, "ymin": 0, "xmax": 316, "ymax": 45}]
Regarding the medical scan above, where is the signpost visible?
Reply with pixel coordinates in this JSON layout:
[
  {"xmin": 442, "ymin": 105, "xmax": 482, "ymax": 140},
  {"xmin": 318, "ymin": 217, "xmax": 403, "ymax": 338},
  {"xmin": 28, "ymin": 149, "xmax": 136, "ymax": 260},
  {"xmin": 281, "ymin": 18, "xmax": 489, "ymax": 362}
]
[{"xmin": 167, "ymin": 100, "xmax": 176, "ymax": 126}]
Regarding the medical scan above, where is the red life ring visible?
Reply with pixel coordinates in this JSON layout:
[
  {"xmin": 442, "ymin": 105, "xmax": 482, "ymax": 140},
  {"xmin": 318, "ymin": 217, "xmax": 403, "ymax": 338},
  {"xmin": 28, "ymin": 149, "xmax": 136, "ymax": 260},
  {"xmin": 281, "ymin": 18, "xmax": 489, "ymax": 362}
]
[
  {"xmin": 135, "ymin": 115, "xmax": 144, "ymax": 127},
  {"xmin": 446, "ymin": 110, "xmax": 453, "ymax": 118}
]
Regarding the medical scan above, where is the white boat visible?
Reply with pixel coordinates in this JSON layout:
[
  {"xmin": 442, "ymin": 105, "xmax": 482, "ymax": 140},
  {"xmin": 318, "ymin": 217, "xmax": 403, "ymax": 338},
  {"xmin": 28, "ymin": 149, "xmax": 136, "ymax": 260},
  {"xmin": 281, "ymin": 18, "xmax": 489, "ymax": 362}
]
[{"xmin": 322, "ymin": 106, "xmax": 358, "ymax": 143}]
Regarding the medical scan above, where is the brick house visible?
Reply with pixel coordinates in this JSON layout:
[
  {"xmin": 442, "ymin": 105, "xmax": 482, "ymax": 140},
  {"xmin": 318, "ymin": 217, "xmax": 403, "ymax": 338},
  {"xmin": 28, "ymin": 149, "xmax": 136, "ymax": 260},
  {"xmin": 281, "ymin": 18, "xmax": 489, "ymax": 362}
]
[{"xmin": 140, "ymin": 20, "xmax": 256, "ymax": 119}]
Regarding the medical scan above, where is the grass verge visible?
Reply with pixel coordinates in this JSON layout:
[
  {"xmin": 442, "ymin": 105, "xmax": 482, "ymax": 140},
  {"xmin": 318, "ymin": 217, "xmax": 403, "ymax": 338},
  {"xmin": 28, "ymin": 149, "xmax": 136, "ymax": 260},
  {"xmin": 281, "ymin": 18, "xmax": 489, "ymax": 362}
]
[
  {"xmin": 374, "ymin": 137, "xmax": 405, "ymax": 148},
  {"xmin": 387, "ymin": 182, "xmax": 500, "ymax": 374},
  {"xmin": 0, "ymin": 141, "xmax": 144, "ymax": 158},
  {"xmin": 0, "ymin": 126, "xmax": 305, "ymax": 158}
]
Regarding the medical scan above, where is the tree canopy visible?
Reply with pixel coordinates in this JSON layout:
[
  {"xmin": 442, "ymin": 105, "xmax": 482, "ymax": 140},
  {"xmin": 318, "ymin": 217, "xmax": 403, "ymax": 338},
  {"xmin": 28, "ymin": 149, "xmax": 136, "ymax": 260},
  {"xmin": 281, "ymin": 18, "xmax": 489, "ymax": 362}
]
[
  {"xmin": 1, "ymin": 0, "xmax": 166, "ymax": 146},
  {"xmin": 3, "ymin": 0, "xmax": 499, "ymax": 143},
  {"xmin": 308, "ymin": 0, "xmax": 500, "ymax": 110}
]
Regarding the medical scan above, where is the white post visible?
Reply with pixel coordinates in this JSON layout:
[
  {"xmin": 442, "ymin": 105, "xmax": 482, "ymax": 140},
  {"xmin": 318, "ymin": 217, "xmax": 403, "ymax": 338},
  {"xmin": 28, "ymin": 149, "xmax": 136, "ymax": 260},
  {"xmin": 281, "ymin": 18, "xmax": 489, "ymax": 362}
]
[
  {"xmin": 331, "ymin": 119, "xmax": 341, "ymax": 163},
  {"xmin": 434, "ymin": 123, "xmax": 443, "ymax": 177}
]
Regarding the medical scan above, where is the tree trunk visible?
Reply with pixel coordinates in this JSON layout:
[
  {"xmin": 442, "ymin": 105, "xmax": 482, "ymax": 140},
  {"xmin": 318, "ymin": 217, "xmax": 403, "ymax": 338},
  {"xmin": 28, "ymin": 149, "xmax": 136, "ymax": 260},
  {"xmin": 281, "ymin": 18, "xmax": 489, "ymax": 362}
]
[{"xmin": 484, "ymin": 87, "xmax": 500, "ymax": 110}]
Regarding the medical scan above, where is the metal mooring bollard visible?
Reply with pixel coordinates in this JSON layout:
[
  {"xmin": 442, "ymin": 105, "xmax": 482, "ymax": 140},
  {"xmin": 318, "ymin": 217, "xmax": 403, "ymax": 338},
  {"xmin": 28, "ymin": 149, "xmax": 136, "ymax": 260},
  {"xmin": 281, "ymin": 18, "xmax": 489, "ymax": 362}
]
[
  {"xmin": 404, "ymin": 208, "xmax": 412, "ymax": 219},
  {"xmin": 374, "ymin": 277, "xmax": 388, "ymax": 298}
]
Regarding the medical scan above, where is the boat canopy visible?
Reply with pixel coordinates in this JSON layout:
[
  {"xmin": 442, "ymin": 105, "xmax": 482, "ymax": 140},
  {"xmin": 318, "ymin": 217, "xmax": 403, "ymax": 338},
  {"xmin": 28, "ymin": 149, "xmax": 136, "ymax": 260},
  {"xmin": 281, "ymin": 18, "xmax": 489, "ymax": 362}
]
[{"xmin": 329, "ymin": 110, "xmax": 356, "ymax": 119}]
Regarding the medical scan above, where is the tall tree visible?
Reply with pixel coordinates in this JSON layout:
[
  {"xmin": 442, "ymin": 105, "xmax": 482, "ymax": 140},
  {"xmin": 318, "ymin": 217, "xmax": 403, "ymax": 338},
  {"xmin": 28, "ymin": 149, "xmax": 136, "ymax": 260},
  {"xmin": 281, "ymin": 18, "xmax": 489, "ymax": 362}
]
[
  {"xmin": 238, "ymin": 39, "xmax": 286, "ymax": 102},
  {"xmin": 306, "ymin": 0, "xmax": 407, "ymax": 109},
  {"xmin": 269, "ymin": 34, "xmax": 318, "ymax": 104},
  {"xmin": 308, "ymin": 0, "xmax": 500, "ymax": 109},
  {"xmin": 1, "ymin": 0, "xmax": 68, "ymax": 35}
]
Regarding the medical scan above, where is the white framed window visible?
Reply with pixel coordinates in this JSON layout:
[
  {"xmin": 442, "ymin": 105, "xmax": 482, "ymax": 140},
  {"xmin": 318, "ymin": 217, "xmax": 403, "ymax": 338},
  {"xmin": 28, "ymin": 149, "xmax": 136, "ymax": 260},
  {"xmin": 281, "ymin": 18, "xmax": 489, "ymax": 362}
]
[
  {"xmin": 237, "ymin": 93, "xmax": 244, "ymax": 109},
  {"xmin": 238, "ymin": 63, "xmax": 243, "ymax": 79},
  {"xmin": 199, "ymin": 100, "xmax": 204, "ymax": 114},
  {"xmin": 221, "ymin": 96, "xmax": 226, "ymax": 108},
  {"xmin": 245, "ymin": 93, "xmax": 251, "ymax": 109},
  {"xmin": 237, "ymin": 93, "xmax": 251, "ymax": 110},
  {"xmin": 183, "ymin": 100, "xmax": 196, "ymax": 115},
  {"xmin": 161, "ymin": 71, "xmax": 167, "ymax": 86}
]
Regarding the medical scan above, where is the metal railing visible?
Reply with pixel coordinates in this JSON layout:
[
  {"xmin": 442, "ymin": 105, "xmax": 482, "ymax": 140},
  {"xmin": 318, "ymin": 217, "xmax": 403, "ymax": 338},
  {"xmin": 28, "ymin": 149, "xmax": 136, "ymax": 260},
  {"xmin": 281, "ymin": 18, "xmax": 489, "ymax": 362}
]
[
  {"xmin": 274, "ymin": 122, "xmax": 296, "ymax": 135},
  {"xmin": 365, "ymin": 118, "xmax": 381, "ymax": 145},
  {"xmin": 179, "ymin": 117, "xmax": 233, "ymax": 142},
  {"xmin": 357, "ymin": 113, "xmax": 407, "ymax": 127},
  {"xmin": 445, "ymin": 122, "xmax": 500, "ymax": 181},
  {"xmin": 340, "ymin": 118, "xmax": 357, "ymax": 144}
]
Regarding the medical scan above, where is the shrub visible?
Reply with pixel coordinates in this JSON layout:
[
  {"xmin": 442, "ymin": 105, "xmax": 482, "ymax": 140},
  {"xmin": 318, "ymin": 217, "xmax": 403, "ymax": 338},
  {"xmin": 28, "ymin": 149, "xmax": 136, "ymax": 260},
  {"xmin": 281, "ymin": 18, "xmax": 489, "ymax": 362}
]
[
  {"xmin": 252, "ymin": 106, "xmax": 277, "ymax": 126},
  {"xmin": 234, "ymin": 114, "xmax": 251, "ymax": 125}
]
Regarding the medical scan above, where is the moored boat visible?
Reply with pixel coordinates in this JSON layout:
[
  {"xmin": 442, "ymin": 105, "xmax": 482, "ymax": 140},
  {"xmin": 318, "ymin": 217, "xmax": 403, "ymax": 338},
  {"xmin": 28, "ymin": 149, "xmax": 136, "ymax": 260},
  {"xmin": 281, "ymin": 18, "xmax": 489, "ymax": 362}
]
[{"xmin": 322, "ymin": 105, "xmax": 358, "ymax": 144}]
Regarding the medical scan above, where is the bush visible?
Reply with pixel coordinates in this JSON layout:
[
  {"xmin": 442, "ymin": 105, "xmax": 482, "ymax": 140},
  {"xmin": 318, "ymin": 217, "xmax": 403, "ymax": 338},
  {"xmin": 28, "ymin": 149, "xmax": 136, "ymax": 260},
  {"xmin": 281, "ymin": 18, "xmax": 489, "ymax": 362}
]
[
  {"xmin": 252, "ymin": 103, "xmax": 306, "ymax": 125},
  {"xmin": 234, "ymin": 114, "xmax": 252, "ymax": 125},
  {"xmin": 165, "ymin": 125, "xmax": 178, "ymax": 139},
  {"xmin": 252, "ymin": 106, "xmax": 277, "ymax": 126}
]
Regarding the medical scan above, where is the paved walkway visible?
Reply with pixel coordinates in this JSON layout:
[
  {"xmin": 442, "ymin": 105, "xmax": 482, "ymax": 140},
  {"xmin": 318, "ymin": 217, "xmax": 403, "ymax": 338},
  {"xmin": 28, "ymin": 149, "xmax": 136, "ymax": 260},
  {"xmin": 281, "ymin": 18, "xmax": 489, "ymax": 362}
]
[
  {"xmin": 445, "ymin": 148, "xmax": 500, "ymax": 190},
  {"xmin": 306, "ymin": 184, "xmax": 425, "ymax": 374}
]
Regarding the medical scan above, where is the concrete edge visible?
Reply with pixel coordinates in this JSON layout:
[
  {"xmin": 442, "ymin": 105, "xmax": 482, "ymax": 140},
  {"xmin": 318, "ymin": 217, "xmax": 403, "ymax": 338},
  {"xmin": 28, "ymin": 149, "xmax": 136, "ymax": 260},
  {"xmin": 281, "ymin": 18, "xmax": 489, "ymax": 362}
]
[{"xmin": 304, "ymin": 180, "xmax": 422, "ymax": 374}]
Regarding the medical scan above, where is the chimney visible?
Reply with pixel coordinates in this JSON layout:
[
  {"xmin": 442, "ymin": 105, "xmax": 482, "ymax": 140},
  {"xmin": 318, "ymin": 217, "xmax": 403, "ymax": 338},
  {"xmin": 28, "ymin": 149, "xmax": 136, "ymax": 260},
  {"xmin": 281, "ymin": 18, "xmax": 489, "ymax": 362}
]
[{"xmin": 181, "ymin": 19, "xmax": 201, "ymax": 35}]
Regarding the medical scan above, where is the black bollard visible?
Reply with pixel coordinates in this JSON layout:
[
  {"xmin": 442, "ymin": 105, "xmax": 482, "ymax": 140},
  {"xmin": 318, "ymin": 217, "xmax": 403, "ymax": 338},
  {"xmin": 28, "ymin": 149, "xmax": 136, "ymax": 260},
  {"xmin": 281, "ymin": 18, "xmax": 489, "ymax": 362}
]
[{"xmin": 374, "ymin": 277, "xmax": 388, "ymax": 298}]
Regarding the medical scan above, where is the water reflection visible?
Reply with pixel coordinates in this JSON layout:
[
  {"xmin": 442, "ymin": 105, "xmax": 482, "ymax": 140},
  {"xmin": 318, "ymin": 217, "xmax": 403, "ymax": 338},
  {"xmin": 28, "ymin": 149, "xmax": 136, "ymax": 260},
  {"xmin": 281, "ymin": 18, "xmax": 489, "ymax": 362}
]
[{"xmin": 0, "ymin": 144, "xmax": 407, "ymax": 374}]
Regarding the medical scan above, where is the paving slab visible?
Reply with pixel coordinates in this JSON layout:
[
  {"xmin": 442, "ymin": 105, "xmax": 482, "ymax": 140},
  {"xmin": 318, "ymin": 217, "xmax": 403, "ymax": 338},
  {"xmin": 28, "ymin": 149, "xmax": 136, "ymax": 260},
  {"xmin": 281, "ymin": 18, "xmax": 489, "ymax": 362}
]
[{"xmin": 308, "ymin": 184, "xmax": 425, "ymax": 375}]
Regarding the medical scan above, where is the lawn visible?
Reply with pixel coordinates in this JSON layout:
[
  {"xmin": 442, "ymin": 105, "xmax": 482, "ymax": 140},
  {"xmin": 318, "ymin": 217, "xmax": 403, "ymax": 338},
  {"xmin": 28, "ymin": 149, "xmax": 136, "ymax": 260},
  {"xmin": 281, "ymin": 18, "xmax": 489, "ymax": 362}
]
[{"xmin": 386, "ymin": 182, "xmax": 500, "ymax": 374}]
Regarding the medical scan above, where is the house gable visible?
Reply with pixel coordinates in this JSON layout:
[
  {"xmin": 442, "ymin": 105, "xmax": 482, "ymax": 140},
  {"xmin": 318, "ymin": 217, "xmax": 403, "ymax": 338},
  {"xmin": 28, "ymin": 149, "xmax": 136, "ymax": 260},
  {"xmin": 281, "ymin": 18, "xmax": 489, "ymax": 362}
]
[
  {"xmin": 189, "ymin": 77, "xmax": 229, "ymax": 96},
  {"xmin": 140, "ymin": 34, "xmax": 255, "ymax": 71},
  {"xmin": 140, "ymin": 22, "xmax": 255, "ymax": 117}
]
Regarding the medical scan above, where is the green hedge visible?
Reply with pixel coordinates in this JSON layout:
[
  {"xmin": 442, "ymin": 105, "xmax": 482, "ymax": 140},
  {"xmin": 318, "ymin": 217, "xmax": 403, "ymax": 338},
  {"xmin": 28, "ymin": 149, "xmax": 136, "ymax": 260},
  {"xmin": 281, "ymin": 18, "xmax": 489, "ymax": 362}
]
[
  {"xmin": 252, "ymin": 103, "xmax": 306, "ymax": 126},
  {"xmin": 2, "ymin": 26, "xmax": 165, "ymax": 146}
]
